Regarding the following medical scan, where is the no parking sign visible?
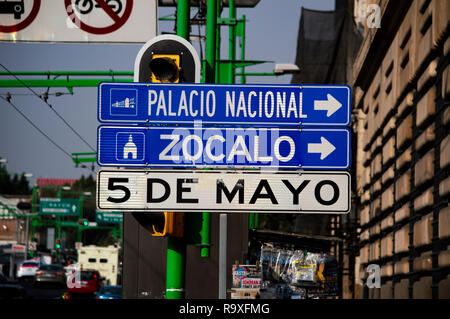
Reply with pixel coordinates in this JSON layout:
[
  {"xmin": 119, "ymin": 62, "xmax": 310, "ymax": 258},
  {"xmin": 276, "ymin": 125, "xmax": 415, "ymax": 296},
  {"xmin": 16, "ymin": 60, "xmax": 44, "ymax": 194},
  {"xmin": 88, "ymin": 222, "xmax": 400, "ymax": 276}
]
[
  {"xmin": 0, "ymin": 0, "xmax": 157, "ymax": 42},
  {"xmin": 64, "ymin": 0, "xmax": 133, "ymax": 35}
]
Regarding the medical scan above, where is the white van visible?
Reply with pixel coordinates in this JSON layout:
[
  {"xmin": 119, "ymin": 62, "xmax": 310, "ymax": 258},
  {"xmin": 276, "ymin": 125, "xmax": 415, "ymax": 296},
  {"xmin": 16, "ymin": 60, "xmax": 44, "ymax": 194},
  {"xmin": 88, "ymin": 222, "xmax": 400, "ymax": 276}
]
[{"xmin": 77, "ymin": 245, "xmax": 119, "ymax": 286}]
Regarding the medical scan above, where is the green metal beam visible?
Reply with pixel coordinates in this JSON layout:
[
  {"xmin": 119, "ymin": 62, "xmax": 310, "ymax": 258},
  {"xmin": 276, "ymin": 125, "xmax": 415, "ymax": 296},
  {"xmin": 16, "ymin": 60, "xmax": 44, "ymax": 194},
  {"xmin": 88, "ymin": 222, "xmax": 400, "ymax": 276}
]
[
  {"xmin": 0, "ymin": 71, "xmax": 133, "ymax": 77},
  {"xmin": 0, "ymin": 78, "xmax": 132, "ymax": 88},
  {"xmin": 72, "ymin": 152, "xmax": 97, "ymax": 167},
  {"xmin": 0, "ymin": 70, "xmax": 134, "ymax": 94}
]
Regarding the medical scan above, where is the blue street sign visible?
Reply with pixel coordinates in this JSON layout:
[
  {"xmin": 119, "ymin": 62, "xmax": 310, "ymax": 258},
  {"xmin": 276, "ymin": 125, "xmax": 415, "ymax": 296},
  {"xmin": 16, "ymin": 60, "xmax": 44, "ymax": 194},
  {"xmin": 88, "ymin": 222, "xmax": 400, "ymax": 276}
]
[
  {"xmin": 98, "ymin": 82, "xmax": 351, "ymax": 126},
  {"xmin": 97, "ymin": 126, "xmax": 350, "ymax": 169}
]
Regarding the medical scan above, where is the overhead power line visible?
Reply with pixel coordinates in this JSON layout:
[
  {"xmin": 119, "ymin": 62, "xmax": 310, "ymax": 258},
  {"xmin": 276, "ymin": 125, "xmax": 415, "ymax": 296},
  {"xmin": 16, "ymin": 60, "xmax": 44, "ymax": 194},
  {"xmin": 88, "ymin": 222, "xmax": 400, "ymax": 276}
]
[
  {"xmin": 0, "ymin": 95, "xmax": 73, "ymax": 159},
  {"xmin": 0, "ymin": 64, "xmax": 96, "ymax": 152},
  {"xmin": 0, "ymin": 95, "xmax": 94, "ymax": 173}
]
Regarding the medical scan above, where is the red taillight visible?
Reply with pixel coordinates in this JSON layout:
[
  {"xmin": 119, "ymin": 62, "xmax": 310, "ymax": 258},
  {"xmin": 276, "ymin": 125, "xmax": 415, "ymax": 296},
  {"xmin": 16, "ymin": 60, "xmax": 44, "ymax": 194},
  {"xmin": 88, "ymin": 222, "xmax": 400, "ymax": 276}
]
[
  {"xmin": 56, "ymin": 272, "xmax": 63, "ymax": 277},
  {"xmin": 36, "ymin": 271, "xmax": 42, "ymax": 275}
]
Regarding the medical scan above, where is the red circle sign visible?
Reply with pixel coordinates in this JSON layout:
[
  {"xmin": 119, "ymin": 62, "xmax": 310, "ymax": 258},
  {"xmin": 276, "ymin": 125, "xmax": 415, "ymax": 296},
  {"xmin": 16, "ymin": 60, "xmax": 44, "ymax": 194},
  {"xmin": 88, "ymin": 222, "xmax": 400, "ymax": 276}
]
[
  {"xmin": 64, "ymin": 0, "xmax": 133, "ymax": 35},
  {"xmin": 0, "ymin": 0, "xmax": 41, "ymax": 33}
]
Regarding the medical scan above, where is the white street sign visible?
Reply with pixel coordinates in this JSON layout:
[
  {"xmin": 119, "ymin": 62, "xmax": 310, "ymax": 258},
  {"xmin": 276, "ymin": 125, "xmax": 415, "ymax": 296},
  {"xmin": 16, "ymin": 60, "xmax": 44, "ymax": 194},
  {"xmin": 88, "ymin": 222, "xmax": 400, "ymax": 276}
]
[
  {"xmin": 0, "ymin": 0, "xmax": 157, "ymax": 43},
  {"xmin": 97, "ymin": 169, "xmax": 351, "ymax": 214}
]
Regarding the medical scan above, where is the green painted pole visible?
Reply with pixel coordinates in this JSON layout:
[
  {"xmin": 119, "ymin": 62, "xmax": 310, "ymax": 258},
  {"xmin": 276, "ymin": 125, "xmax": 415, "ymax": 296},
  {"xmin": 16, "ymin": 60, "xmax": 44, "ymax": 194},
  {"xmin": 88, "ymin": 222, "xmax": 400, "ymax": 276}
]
[
  {"xmin": 166, "ymin": 237, "xmax": 186, "ymax": 299},
  {"xmin": 228, "ymin": 0, "xmax": 236, "ymax": 84},
  {"xmin": 199, "ymin": 0, "xmax": 219, "ymax": 256},
  {"xmin": 165, "ymin": 0, "xmax": 190, "ymax": 300},
  {"xmin": 205, "ymin": 0, "xmax": 217, "ymax": 83},
  {"xmin": 249, "ymin": 213, "xmax": 255, "ymax": 229},
  {"xmin": 176, "ymin": 0, "xmax": 190, "ymax": 39},
  {"xmin": 200, "ymin": 212, "xmax": 211, "ymax": 257},
  {"xmin": 215, "ymin": 1, "xmax": 221, "ymax": 83},
  {"xmin": 240, "ymin": 14, "xmax": 246, "ymax": 84},
  {"xmin": 195, "ymin": 0, "xmax": 218, "ymax": 261},
  {"xmin": 77, "ymin": 195, "xmax": 83, "ymax": 243}
]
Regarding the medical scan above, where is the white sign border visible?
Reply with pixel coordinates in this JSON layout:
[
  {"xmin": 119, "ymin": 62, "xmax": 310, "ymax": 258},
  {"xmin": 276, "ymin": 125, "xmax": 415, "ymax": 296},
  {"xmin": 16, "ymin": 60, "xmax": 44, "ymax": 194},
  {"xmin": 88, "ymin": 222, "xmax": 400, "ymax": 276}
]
[{"xmin": 96, "ymin": 169, "xmax": 351, "ymax": 214}]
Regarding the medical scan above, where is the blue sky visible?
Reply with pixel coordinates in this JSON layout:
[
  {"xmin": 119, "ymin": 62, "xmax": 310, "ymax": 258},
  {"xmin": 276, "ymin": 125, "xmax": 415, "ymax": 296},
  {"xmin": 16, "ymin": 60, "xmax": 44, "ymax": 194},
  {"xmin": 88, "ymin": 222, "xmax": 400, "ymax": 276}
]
[{"xmin": 0, "ymin": 0, "xmax": 334, "ymax": 187}]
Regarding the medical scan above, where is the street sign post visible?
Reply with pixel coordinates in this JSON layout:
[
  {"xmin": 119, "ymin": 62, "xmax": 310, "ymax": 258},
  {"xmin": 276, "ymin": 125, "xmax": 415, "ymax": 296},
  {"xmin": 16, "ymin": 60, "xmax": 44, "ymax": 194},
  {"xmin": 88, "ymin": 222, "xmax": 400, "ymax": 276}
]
[
  {"xmin": 97, "ymin": 125, "xmax": 351, "ymax": 169},
  {"xmin": 97, "ymin": 169, "xmax": 351, "ymax": 214},
  {"xmin": 98, "ymin": 82, "xmax": 351, "ymax": 126},
  {"xmin": 39, "ymin": 198, "xmax": 80, "ymax": 216}
]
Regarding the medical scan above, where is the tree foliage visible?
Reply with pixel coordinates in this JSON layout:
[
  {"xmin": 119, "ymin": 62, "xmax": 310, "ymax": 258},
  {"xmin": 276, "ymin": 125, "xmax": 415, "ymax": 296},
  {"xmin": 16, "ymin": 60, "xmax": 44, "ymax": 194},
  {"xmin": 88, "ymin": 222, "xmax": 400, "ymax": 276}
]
[{"xmin": 0, "ymin": 162, "xmax": 30, "ymax": 195}]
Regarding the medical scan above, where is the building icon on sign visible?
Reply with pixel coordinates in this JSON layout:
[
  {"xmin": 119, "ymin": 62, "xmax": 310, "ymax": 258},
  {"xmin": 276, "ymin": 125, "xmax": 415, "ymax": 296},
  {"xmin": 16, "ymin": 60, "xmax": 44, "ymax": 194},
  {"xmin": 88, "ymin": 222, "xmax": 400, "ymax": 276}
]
[{"xmin": 123, "ymin": 135, "xmax": 137, "ymax": 159}]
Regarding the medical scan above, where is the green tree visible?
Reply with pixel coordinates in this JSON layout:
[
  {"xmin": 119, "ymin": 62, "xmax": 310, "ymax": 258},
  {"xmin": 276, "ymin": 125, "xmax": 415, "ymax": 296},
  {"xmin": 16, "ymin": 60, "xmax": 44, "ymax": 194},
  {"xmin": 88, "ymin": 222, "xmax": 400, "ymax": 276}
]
[{"xmin": 0, "ymin": 162, "xmax": 30, "ymax": 195}]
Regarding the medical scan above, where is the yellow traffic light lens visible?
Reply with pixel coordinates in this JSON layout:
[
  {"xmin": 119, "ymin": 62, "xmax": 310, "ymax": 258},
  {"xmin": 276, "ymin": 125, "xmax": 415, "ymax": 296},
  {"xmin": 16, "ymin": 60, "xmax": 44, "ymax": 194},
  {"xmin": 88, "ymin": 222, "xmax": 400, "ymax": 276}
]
[{"xmin": 150, "ymin": 55, "xmax": 180, "ymax": 83}]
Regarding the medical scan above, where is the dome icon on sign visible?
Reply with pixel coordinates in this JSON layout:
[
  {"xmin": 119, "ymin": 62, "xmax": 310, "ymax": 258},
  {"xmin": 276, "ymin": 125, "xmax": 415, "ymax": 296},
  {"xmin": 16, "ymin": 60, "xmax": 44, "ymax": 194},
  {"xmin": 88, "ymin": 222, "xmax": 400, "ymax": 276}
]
[{"xmin": 123, "ymin": 135, "xmax": 138, "ymax": 159}]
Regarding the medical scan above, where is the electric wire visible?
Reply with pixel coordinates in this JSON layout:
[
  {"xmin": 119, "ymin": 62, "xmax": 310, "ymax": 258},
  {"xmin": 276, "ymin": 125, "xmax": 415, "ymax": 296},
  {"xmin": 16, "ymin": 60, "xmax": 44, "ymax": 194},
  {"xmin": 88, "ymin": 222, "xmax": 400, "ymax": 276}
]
[
  {"xmin": 0, "ymin": 95, "xmax": 94, "ymax": 173},
  {"xmin": 0, "ymin": 64, "xmax": 96, "ymax": 151},
  {"xmin": 0, "ymin": 95, "xmax": 73, "ymax": 159}
]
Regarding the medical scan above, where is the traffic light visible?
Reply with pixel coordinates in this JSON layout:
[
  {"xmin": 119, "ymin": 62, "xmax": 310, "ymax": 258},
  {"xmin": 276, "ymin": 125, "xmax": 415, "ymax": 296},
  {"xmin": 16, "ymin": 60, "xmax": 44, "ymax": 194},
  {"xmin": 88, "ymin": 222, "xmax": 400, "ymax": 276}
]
[
  {"xmin": 78, "ymin": 219, "xmax": 88, "ymax": 226},
  {"xmin": 55, "ymin": 239, "xmax": 61, "ymax": 249},
  {"xmin": 130, "ymin": 34, "xmax": 199, "ymax": 241},
  {"xmin": 150, "ymin": 54, "xmax": 180, "ymax": 83},
  {"xmin": 134, "ymin": 34, "xmax": 200, "ymax": 83},
  {"xmin": 153, "ymin": 212, "xmax": 184, "ymax": 238},
  {"xmin": 132, "ymin": 212, "xmax": 184, "ymax": 239}
]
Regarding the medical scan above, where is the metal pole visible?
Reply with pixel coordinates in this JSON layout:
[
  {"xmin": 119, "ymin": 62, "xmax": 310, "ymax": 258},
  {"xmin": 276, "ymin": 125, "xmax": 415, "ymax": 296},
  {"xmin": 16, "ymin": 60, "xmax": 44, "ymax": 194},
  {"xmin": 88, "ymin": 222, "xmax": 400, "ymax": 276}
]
[
  {"xmin": 166, "ymin": 237, "xmax": 186, "ymax": 299},
  {"xmin": 205, "ymin": 0, "xmax": 227, "ymax": 299},
  {"xmin": 205, "ymin": 0, "xmax": 217, "ymax": 83},
  {"xmin": 249, "ymin": 213, "xmax": 255, "ymax": 229},
  {"xmin": 200, "ymin": 212, "xmax": 210, "ymax": 257},
  {"xmin": 219, "ymin": 213, "xmax": 227, "ymax": 299},
  {"xmin": 165, "ymin": 0, "xmax": 190, "ymax": 300},
  {"xmin": 215, "ymin": 1, "xmax": 221, "ymax": 83},
  {"xmin": 228, "ymin": 0, "xmax": 236, "ymax": 83},
  {"xmin": 240, "ymin": 14, "xmax": 246, "ymax": 84},
  {"xmin": 176, "ymin": 0, "xmax": 190, "ymax": 39},
  {"xmin": 77, "ymin": 195, "xmax": 83, "ymax": 243}
]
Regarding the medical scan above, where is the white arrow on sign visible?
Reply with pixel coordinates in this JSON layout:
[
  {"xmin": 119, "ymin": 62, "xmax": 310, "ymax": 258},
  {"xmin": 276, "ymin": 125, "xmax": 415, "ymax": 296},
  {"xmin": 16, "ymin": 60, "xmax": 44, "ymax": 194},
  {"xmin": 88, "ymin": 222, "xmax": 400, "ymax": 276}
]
[
  {"xmin": 307, "ymin": 137, "xmax": 336, "ymax": 160},
  {"xmin": 314, "ymin": 94, "xmax": 342, "ymax": 117},
  {"xmin": 72, "ymin": 205, "xmax": 77, "ymax": 213}
]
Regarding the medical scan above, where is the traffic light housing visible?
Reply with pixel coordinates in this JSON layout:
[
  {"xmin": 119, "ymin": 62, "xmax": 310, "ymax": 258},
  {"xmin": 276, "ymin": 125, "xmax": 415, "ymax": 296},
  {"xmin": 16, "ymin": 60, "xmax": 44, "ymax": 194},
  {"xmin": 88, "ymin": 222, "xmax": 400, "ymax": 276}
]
[
  {"xmin": 55, "ymin": 239, "xmax": 61, "ymax": 249},
  {"xmin": 78, "ymin": 219, "xmax": 88, "ymax": 226},
  {"xmin": 134, "ymin": 34, "xmax": 200, "ymax": 83},
  {"xmin": 132, "ymin": 212, "xmax": 184, "ymax": 238}
]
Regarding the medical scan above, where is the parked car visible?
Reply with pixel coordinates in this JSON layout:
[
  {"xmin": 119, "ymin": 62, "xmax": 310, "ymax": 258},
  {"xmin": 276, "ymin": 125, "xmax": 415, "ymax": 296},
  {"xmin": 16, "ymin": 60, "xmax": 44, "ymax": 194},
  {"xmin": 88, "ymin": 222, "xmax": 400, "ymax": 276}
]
[
  {"xmin": 35, "ymin": 264, "xmax": 66, "ymax": 287},
  {"xmin": 16, "ymin": 261, "xmax": 40, "ymax": 281},
  {"xmin": 95, "ymin": 285, "xmax": 121, "ymax": 299},
  {"xmin": 65, "ymin": 269, "xmax": 101, "ymax": 299}
]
